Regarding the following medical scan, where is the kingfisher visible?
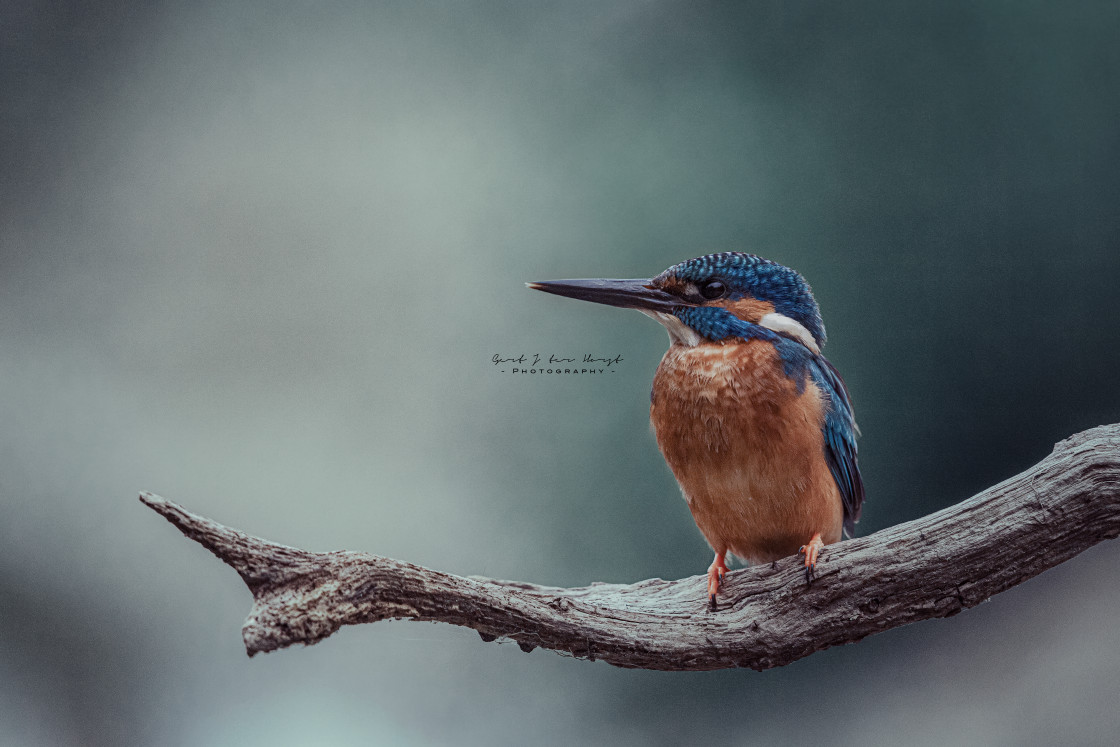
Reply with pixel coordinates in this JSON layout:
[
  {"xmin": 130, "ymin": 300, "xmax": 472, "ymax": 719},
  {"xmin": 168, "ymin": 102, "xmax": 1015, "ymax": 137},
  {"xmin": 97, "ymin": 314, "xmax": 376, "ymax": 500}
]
[{"xmin": 529, "ymin": 252, "xmax": 864, "ymax": 607}]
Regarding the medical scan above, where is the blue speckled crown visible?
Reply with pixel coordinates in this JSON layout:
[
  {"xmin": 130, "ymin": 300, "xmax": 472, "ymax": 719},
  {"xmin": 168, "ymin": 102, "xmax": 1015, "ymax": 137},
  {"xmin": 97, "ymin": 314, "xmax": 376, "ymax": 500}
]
[{"xmin": 659, "ymin": 252, "xmax": 826, "ymax": 347}]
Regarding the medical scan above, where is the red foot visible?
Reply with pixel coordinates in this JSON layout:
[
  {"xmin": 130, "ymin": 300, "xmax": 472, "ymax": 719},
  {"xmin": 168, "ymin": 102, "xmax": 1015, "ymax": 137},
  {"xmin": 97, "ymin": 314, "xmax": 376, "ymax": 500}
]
[
  {"xmin": 707, "ymin": 553, "xmax": 729, "ymax": 609},
  {"xmin": 799, "ymin": 533, "xmax": 825, "ymax": 584}
]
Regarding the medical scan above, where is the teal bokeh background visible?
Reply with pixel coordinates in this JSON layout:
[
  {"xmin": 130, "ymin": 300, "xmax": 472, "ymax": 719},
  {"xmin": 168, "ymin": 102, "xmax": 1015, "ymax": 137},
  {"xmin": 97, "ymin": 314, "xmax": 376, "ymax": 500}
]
[{"xmin": 3, "ymin": 2, "xmax": 1119, "ymax": 744}]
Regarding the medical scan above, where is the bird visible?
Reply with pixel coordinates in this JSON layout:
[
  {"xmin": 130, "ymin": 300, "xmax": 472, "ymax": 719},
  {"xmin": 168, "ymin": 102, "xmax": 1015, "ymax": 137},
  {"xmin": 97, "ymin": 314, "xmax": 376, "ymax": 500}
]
[{"xmin": 529, "ymin": 252, "xmax": 864, "ymax": 608}]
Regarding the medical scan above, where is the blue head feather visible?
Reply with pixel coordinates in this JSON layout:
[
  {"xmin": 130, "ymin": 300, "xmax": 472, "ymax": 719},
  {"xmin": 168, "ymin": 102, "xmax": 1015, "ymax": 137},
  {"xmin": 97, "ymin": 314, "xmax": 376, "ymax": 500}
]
[{"xmin": 657, "ymin": 252, "xmax": 827, "ymax": 348}]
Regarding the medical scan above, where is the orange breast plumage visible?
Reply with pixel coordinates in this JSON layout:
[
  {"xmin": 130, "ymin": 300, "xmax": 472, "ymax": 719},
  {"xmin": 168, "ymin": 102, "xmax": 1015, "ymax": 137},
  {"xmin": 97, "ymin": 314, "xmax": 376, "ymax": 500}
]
[{"xmin": 649, "ymin": 339, "xmax": 843, "ymax": 563}]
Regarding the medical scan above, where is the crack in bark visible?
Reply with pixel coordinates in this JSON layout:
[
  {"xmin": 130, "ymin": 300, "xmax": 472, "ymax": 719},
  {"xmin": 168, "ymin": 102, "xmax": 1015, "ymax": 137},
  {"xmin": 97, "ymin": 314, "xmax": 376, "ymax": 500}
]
[{"xmin": 140, "ymin": 424, "xmax": 1120, "ymax": 671}]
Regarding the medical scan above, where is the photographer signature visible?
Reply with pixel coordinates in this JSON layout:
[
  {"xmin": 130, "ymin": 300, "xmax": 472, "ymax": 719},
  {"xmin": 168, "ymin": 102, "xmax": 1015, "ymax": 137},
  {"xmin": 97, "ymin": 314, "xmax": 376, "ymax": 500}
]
[{"xmin": 491, "ymin": 353, "xmax": 623, "ymax": 373}]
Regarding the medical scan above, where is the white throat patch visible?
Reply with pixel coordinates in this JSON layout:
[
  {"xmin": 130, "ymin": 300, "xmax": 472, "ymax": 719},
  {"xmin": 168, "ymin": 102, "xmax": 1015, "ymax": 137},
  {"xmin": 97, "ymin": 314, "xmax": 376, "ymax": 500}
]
[
  {"xmin": 758, "ymin": 312, "xmax": 820, "ymax": 354},
  {"xmin": 639, "ymin": 309, "xmax": 820, "ymax": 353},
  {"xmin": 639, "ymin": 310, "xmax": 702, "ymax": 347}
]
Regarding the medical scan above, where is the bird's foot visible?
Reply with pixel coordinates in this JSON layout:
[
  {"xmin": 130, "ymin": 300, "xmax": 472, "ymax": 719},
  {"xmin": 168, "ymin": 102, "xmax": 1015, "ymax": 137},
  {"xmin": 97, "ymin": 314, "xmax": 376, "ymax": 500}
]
[
  {"xmin": 799, "ymin": 533, "xmax": 825, "ymax": 585},
  {"xmin": 707, "ymin": 553, "xmax": 729, "ymax": 610}
]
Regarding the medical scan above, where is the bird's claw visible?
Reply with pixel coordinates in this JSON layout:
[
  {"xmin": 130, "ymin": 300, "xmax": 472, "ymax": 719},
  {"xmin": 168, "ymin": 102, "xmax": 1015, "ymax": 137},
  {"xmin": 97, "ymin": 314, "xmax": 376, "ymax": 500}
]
[
  {"xmin": 706, "ymin": 554, "xmax": 729, "ymax": 610},
  {"xmin": 799, "ymin": 533, "xmax": 825, "ymax": 586}
]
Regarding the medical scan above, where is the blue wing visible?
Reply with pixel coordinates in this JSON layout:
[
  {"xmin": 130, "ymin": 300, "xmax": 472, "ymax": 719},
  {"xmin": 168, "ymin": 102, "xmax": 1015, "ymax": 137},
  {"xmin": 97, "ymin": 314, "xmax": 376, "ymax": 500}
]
[{"xmin": 810, "ymin": 356, "xmax": 864, "ymax": 537}]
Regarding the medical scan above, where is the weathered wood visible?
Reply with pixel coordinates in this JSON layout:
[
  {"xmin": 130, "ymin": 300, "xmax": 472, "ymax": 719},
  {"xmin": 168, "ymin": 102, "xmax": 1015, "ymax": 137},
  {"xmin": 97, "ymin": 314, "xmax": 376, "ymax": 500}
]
[{"xmin": 140, "ymin": 424, "xmax": 1120, "ymax": 671}]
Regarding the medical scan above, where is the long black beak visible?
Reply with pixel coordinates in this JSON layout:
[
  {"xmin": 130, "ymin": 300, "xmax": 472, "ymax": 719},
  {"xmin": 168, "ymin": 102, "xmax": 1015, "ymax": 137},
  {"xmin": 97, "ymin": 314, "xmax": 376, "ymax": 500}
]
[{"xmin": 527, "ymin": 278, "xmax": 689, "ymax": 312}]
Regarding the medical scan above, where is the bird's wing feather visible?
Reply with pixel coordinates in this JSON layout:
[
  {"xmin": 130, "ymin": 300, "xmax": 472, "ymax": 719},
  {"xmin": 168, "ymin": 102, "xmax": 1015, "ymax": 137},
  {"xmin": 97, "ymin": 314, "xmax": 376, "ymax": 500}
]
[{"xmin": 810, "ymin": 356, "xmax": 864, "ymax": 537}]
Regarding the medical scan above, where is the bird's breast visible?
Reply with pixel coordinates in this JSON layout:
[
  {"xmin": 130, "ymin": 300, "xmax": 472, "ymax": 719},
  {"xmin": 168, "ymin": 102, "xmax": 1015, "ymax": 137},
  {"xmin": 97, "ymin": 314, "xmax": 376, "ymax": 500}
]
[{"xmin": 649, "ymin": 339, "xmax": 842, "ymax": 562}]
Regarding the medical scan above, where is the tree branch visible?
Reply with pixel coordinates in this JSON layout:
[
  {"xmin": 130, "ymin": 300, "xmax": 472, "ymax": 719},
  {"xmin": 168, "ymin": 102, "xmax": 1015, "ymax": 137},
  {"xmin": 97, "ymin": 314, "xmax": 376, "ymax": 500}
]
[{"xmin": 140, "ymin": 424, "xmax": 1120, "ymax": 671}]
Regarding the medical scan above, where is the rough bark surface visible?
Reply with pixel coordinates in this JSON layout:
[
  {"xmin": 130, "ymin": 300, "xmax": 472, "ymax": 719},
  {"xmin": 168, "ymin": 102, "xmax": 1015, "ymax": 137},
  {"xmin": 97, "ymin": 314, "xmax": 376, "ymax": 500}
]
[{"xmin": 141, "ymin": 424, "xmax": 1120, "ymax": 671}]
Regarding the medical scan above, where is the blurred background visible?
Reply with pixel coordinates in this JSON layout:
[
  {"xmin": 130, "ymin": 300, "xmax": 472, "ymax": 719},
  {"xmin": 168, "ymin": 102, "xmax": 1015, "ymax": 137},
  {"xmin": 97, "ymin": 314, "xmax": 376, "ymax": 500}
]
[{"xmin": 3, "ymin": 1, "xmax": 1119, "ymax": 745}]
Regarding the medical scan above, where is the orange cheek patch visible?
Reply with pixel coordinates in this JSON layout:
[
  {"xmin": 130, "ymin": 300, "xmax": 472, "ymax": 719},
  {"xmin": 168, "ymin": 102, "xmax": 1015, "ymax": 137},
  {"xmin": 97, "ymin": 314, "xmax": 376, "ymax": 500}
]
[
  {"xmin": 657, "ymin": 277, "xmax": 691, "ymax": 296},
  {"xmin": 714, "ymin": 297, "xmax": 775, "ymax": 323}
]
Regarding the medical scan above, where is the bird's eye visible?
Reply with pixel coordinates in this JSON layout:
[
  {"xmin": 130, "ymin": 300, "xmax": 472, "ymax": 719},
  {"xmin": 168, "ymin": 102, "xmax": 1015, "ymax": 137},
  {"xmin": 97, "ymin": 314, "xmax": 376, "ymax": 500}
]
[{"xmin": 699, "ymin": 280, "xmax": 726, "ymax": 300}]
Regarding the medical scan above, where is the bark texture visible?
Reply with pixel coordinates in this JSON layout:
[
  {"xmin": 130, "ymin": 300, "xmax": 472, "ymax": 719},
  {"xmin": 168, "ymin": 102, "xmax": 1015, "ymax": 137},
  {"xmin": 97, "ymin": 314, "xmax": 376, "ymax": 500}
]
[{"xmin": 141, "ymin": 424, "xmax": 1120, "ymax": 671}]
